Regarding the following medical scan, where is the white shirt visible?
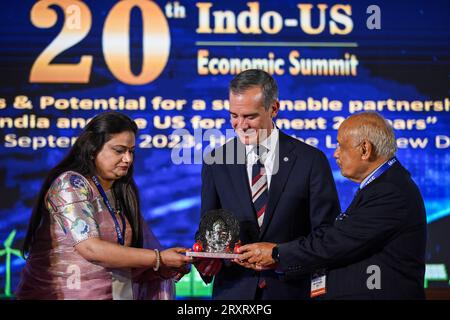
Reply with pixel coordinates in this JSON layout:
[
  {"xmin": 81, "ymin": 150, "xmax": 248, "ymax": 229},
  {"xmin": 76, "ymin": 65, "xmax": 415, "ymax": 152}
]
[{"xmin": 245, "ymin": 127, "xmax": 279, "ymax": 190}]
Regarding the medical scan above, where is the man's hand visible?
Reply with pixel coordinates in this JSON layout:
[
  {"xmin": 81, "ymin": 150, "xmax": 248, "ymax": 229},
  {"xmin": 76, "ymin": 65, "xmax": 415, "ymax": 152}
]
[
  {"xmin": 233, "ymin": 259, "xmax": 277, "ymax": 271},
  {"xmin": 233, "ymin": 242, "xmax": 278, "ymax": 269},
  {"xmin": 194, "ymin": 258, "xmax": 223, "ymax": 277}
]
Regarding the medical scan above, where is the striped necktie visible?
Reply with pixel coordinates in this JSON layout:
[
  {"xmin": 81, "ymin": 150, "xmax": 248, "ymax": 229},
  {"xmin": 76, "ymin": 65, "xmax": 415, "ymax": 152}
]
[{"xmin": 251, "ymin": 146, "xmax": 268, "ymax": 228}]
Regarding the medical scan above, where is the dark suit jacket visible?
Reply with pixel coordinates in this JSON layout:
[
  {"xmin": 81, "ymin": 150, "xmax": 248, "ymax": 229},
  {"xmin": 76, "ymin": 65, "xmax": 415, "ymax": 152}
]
[
  {"xmin": 200, "ymin": 131, "xmax": 340, "ymax": 299},
  {"xmin": 278, "ymin": 161, "xmax": 427, "ymax": 299}
]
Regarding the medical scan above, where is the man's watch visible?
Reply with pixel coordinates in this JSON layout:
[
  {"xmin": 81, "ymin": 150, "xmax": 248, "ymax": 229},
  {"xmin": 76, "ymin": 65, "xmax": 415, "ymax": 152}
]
[{"xmin": 271, "ymin": 246, "xmax": 280, "ymax": 263}]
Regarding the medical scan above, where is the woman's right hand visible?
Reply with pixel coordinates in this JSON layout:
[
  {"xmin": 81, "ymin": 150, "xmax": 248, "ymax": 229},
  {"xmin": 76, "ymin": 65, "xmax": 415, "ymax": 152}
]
[{"xmin": 160, "ymin": 247, "xmax": 193, "ymax": 269}]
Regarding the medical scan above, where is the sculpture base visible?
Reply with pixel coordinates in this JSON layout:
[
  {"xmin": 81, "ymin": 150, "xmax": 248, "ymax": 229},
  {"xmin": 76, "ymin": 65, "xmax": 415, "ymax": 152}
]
[{"xmin": 186, "ymin": 252, "xmax": 241, "ymax": 259}]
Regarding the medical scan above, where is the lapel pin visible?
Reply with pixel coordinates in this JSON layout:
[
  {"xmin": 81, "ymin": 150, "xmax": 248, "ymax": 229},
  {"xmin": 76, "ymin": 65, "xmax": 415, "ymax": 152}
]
[{"xmin": 283, "ymin": 157, "xmax": 289, "ymax": 162}]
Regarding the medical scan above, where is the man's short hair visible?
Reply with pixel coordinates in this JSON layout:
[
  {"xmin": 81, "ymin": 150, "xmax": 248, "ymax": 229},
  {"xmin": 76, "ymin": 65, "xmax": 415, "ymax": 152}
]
[
  {"xmin": 229, "ymin": 69, "xmax": 278, "ymax": 110},
  {"xmin": 347, "ymin": 112, "xmax": 397, "ymax": 159}
]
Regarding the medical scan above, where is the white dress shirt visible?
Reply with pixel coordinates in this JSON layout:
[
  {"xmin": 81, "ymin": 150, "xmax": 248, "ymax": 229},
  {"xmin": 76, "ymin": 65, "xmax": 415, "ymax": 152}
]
[{"xmin": 245, "ymin": 127, "xmax": 279, "ymax": 190}]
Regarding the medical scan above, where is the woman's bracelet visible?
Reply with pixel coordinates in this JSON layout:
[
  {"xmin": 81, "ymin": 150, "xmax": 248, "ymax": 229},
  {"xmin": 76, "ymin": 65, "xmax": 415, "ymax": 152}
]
[{"xmin": 153, "ymin": 249, "xmax": 160, "ymax": 272}]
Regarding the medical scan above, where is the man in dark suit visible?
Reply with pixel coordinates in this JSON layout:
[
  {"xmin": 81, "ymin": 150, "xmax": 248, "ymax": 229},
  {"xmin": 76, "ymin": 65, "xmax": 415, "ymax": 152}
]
[
  {"xmin": 238, "ymin": 112, "xmax": 427, "ymax": 299},
  {"xmin": 195, "ymin": 69, "xmax": 340, "ymax": 299}
]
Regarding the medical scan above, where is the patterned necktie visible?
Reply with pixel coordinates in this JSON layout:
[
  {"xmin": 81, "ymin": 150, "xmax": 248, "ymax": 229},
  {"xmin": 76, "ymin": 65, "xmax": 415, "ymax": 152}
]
[{"xmin": 251, "ymin": 146, "xmax": 268, "ymax": 228}]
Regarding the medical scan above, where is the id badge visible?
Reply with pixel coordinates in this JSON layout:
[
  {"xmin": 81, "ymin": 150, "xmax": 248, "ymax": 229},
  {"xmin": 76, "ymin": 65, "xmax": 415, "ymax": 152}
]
[{"xmin": 311, "ymin": 270, "xmax": 327, "ymax": 298}]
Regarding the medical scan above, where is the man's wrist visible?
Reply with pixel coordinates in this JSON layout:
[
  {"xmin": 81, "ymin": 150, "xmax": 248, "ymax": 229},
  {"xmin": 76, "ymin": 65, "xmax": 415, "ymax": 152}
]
[{"xmin": 271, "ymin": 245, "xmax": 280, "ymax": 263}]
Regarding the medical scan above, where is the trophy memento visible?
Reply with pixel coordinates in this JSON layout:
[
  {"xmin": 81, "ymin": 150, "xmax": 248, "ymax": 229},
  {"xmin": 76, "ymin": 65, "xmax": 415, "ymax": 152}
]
[{"xmin": 186, "ymin": 209, "xmax": 242, "ymax": 259}]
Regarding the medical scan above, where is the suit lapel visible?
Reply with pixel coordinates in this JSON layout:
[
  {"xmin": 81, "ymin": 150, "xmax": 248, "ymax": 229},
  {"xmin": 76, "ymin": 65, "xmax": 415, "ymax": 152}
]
[
  {"xmin": 259, "ymin": 132, "xmax": 297, "ymax": 240},
  {"xmin": 342, "ymin": 189, "xmax": 362, "ymax": 217},
  {"xmin": 344, "ymin": 162, "xmax": 402, "ymax": 215}
]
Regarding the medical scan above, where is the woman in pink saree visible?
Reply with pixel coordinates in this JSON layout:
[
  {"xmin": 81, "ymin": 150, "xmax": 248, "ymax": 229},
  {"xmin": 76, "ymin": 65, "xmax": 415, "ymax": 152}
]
[{"xmin": 17, "ymin": 112, "xmax": 192, "ymax": 299}]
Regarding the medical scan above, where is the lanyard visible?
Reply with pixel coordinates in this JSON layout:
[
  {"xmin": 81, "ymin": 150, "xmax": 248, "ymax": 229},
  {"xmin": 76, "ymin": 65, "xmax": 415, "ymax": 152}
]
[
  {"xmin": 92, "ymin": 176, "xmax": 126, "ymax": 245},
  {"xmin": 336, "ymin": 157, "xmax": 397, "ymax": 221},
  {"xmin": 360, "ymin": 157, "xmax": 397, "ymax": 190}
]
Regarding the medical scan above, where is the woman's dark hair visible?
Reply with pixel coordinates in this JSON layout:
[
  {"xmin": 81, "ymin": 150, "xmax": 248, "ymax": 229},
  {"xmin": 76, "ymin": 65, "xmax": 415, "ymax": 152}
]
[{"xmin": 22, "ymin": 111, "xmax": 142, "ymax": 257}]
